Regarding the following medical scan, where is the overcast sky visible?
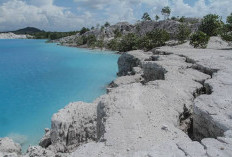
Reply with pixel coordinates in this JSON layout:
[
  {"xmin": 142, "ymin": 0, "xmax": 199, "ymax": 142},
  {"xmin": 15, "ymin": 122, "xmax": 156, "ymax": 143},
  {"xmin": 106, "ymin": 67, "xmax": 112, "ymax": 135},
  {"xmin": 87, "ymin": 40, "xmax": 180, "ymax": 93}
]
[{"xmin": 0, "ymin": 0, "xmax": 231, "ymax": 32}]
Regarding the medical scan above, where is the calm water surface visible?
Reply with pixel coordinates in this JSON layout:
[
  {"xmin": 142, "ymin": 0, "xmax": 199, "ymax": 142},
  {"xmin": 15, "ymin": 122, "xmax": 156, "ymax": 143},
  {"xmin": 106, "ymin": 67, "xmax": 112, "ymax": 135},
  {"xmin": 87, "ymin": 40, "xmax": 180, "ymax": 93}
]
[{"xmin": 0, "ymin": 39, "xmax": 119, "ymax": 150}]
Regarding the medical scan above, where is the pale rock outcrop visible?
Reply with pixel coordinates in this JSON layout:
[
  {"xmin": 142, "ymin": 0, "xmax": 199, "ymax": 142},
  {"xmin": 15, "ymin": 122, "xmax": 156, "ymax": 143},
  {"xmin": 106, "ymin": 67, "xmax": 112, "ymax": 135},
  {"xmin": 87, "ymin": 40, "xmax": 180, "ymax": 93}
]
[
  {"xmin": 160, "ymin": 41, "xmax": 232, "ymax": 141},
  {"xmin": 49, "ymin": 102, "xmax": 97, "ymax": 153},
  {"xmin": 0, "ymin": 138, "xmax": 21, "ymax": 156},
  {"xmin": 69, "ymin": 39, "xmax": 232, "ymax": 156},
  {"xmin": 23, "ymin": 146, "xmax": 55, "ymax": 157}
]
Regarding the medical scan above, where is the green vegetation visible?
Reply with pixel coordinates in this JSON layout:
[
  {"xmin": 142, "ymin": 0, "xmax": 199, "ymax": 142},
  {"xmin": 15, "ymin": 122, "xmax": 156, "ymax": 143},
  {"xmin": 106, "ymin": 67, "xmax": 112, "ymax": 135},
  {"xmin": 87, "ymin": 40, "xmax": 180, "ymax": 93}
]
[
  {"xmin": 113, "ymin": 28, "xmax": 122, "ymax": 38},
  {"xmin": 171, "ymin": 16, "xmax": 177, "ymax": 20},
  {"xmin": 95, "ymin": 39, "xmax": 105, "ymax": 49},
  {"xmin": 107, "ymin": 30, "xmax": 170, "ymax": 52},
  {"xmin": 177, "ymin": 24, "xmax": 191, "ymax": 43},
  {"xmin": 140, "ymin": 29, "xmax": 170, "ymax": 51},
  {"xmin": 161, "ymin": 6, "xmax": 171, "ymax": 20},
  {"xmin": 118, "ymin": 33, "xmax": 140, "ymax": 52},
  {"xmin": 221, "ymin": 13, "xmax": 232, "ymax": 41},
  {"xmin": 107, "ymin": 38, "xmax": 121, "ymax": 51},
  {"xmin": 104, "ymin": 22, "xmax": 110, "ymax": 27},
  {"xmin": 33, "ymin": 31, "xmax": 78, "ymax": 40},
  {"xmin": 155, "ymin": 15, "xmax": 160, "ymax": 21},
  {"xmin": 80, "ymin": 27, "xmax": 90, "ymax": 35},
  {"xmin": 179, "ymin": 16, "xmax": 185, "ymax": 23},
  {"xmin": 190, "ymin": 31, "xmax": 209, "ymax": 48},
  {"xmin": 142, "ymin": 12, "xmax": 151, "ymax": 21},
  {"xmin": 199, "ymin": 14, "xmax": 223, "ymax": 36}
]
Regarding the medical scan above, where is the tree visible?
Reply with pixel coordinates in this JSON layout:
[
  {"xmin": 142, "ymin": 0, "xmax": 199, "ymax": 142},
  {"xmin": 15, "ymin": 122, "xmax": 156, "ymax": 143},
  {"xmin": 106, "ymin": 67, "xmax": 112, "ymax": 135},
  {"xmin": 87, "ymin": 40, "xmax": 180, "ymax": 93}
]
[
  {"xmin": 80, "ymin": 27, "xmax": 90, "ymax": 35},
  {"xmin": 161, "ymin": 6, "xmax": 171, "ymax": 20},
  {"xmin": 221, "ymin": 13, "xmax": 232, "ymax": 41},
  {"xmin": 91, "ymin": 26, "xmax": 95, "ymax": 30},
  {"xmin": 227, "ymin": 13, "xmax": 232, "ymax": 25},
  {"xmin": 190, "ymin": 31, "xmax": 209, "ymax": 48},
  {"xmin": 199, "ymin": 14, "xmax": 223, "ymax": 36},
  {"xmin": 142, "ymin": 12, "xmax": 151, "ymax": 21},
  {"xmin": 155, "ymin": 15, "xmax": 160, "ymax": 21},
  {"xmin": 179, "ymin": 16, "xmax": 185, "ymax": 23},
  {"xmin": 171, "ymin": 16, "xmax": 177, "ymax": 20},
  {"xmin": 104, "ymin": 22, "xmax": 110, "ymax": 27},
  {"xmin": 177, "ymin": 24, "xmax": 191, "ymax": 43}
]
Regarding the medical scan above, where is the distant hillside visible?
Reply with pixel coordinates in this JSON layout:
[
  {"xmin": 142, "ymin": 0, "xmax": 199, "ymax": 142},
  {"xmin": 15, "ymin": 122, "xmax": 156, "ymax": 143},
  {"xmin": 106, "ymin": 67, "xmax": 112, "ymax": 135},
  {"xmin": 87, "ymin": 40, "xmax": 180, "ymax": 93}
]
[{"xmin": 12, "ymin": 27, "xmax": 44, "ymax": 34}]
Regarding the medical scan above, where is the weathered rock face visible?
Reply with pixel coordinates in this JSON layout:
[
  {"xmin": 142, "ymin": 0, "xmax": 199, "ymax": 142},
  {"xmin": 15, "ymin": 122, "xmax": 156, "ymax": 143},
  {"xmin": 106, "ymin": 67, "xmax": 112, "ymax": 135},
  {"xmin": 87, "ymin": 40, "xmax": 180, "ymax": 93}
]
[
  {"xmin": 54, "ymin": 20, "xmax": 200, "ymax": 48},
  {"xmin": 0, "ymin": 138, "xmax": 21, "ymax": 156},
  {"xmin": 49, "ymin": 102, "xmax": 97, "ymax": 153},
  {"xmin": 84, "ymin": 22, "xmax": 134, "ymax": 40},
  {"xmin": 134, "ymin": 20, "xmax": 199, "ymax": 38}
]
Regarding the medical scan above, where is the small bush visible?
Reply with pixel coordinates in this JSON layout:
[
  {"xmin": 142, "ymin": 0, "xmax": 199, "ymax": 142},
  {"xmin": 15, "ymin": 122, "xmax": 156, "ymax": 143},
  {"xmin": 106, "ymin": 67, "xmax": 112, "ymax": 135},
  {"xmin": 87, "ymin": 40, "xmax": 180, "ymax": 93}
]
[
  {"xmin": 190, "ymin": 31, "xmax": 209, "ymax": 48},
  {"xmin": 107, "ymin": 38, "xmax": 121, "ymax": 51},
  {"xmin": 113, "ymin": 28, "xmax": 122, "ymax": 38},
  {"xmin": 177, "ymin": 24, "xmax": 191, "ymax": 43},
  {"xmin": 95, "ymin": 40, "xmax": 105, "ymax": 49},
  {"xmin": 140, "ymin": 29, "xmax": 170, "ymax": 51},
  {"xmin": 86, "ymin": 35, "xmax": 97, "ymax": 47},
  {"xmin": 118, "ymin": 33, "xmax": 140, "ymax": 52},
  {"xmin": 199, "ymin": 14, "xmax": 223, "ymax": 36}
]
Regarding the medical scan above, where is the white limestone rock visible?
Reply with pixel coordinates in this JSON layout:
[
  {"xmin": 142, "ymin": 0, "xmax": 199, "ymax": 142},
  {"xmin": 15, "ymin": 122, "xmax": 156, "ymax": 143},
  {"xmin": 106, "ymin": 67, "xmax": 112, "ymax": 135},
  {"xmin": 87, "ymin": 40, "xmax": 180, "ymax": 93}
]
[
  {"xmin": 23, "ymin": 146, "xmax": 55, "ymax": 157},
  {"xmin": 50, "ymin": 102, "xmax": 97, "ymax": 153},
  {"xmin": 0, "ymin": 138, "xmax": 21, "ymax": 156}
]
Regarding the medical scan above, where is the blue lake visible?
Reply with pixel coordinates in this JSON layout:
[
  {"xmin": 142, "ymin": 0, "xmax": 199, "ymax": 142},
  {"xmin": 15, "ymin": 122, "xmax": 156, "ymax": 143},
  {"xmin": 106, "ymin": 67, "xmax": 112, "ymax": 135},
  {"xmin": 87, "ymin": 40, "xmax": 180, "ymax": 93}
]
[{"xmin": 0, "ymin": 39, "xmax": 119, "ymax": 150}]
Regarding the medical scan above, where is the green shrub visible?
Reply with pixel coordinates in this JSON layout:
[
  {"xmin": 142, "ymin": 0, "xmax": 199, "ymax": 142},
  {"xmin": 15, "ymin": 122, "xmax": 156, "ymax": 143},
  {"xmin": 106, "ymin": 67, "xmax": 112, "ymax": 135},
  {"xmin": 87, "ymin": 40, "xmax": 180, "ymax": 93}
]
[
  {"xmin": 95, "ymin": 40, "xmax": 105, "ymax": 49},
  {"xmin": 179, "ymin": 16, "xmax": 185, "ymax": 23},
  {"xmin": 86, "ymin": 35, "xmax": 97, "ymax": 47},
  {"xmin": 76, "ymin": 36, "xmax": 85, "ymax": 45},
  {"xmin": 177, "ymin": 24, "xmax": 191, "ymax": 43},
  {"xmin": 113, "ymin": 28, "xmax": 122, "ymax": 38},
  {"xmin": 107, "ymin": 38, "xmax": 121, "ymax": 51},
  {"xmin": 140, "ymin": 29, "xmax": 170, "ymax": 51},
  {"xmin": 76, "ymin": 35, "xmax": 97, "ymax": 47},
  {"xmin": 199, "ymin": 14, "xmax": 223, "ymax": 36},
  {"xmin": 190, "ymin": 31, "xmax": 209, "ymax": 48},
  {"xmin": 118, "ymin": 33, "xmax": 140, "ymax": 52}
]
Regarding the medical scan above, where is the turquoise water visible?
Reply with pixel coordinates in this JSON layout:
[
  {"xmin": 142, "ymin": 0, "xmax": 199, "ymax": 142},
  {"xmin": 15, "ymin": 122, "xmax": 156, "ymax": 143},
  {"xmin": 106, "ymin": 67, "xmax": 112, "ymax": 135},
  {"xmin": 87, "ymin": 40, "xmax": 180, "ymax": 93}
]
[{"xmin": 0, "ymin": 39, "xmax": 119, "ymax": 150}]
